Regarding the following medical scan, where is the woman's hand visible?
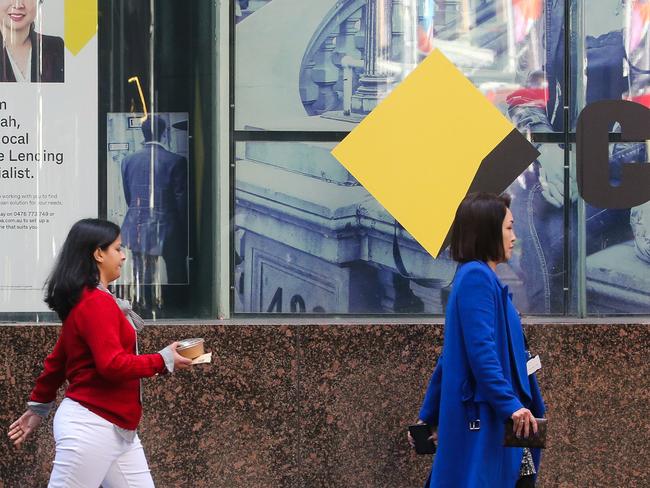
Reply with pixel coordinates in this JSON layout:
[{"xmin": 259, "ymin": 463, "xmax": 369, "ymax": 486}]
[
  {"xmin": 407, "ymin": 420, "xmax": 422, "ymax": 449},
  {"xmin": 407, "ymin": 419, "xmax": 437, "ymax": 449},
  {"xmin": 8, "ymin": 409, "xmax": 42, "ymax": 448},
  {"xmin": 168, "ymin": 342, "xmax": 193, "ymax": 371},
  {"xmin": 511, "ymin": 407, "xmax": 538, "ymax": 439}
]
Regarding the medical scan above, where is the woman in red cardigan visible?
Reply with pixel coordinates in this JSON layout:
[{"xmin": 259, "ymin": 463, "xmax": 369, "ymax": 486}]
[{"xmin": 7, "ymin": 218, "xmax": 192, "ymax": 487}]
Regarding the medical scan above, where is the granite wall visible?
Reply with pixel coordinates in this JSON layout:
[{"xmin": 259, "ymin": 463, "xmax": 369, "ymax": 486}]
[{"xmin": 1, "ymin": 322, "xmax": 648, "ymax": 487}]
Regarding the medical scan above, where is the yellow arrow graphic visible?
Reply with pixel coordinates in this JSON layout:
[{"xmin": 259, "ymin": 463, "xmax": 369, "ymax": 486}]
[{"xmin": 64, "ymin": 0, "xmax": 98, "ymax": 56}]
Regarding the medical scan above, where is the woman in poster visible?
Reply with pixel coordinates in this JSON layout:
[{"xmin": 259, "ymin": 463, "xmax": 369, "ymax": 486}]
[
  {"xmin": 7, "ymin": 219, "xmax": 192, "ymax": 487},
  {"xmin": 0, "ymin": 0, "xmax": 64, "ymax": 83}
]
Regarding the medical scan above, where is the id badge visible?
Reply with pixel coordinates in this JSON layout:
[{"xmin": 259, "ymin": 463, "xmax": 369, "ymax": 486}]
[{"xmin": 526, "ymin": 355, "xmax": 542, "ymax": 376}]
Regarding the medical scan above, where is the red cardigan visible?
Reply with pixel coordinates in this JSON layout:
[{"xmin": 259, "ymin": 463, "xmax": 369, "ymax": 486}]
[{"xmin": 30, "ymin": 287, "xmax": 166, "ymax": 430}]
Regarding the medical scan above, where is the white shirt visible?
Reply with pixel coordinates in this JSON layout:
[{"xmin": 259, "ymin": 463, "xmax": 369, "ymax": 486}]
[
  {"xmin": 5, "ymin": 44, "xmax": 31, "ymax": 83},
  {"xmin": 144, "ymin": 141, "xmax": 167, "ymax": 150}
]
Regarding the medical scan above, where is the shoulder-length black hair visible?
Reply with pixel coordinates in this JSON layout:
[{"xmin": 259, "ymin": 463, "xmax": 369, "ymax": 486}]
[
  {"xmin": 450, "ymin": 192, "xmax": 511, "ymax": 264},
  {"xmin": 44, "ymin": 219, "xmax": 120, "ymax": 321}
]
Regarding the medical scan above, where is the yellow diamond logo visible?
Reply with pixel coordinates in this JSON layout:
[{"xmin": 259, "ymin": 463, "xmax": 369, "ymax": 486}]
[{"xmin": 331, "ymin": 50, "xmax": 539, "ymax": 258}]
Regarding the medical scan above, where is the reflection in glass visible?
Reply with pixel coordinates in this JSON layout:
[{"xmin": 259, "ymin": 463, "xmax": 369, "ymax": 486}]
[{"xmin": 235, "ymin": 0, "xmax": 555, "ymax": 131}]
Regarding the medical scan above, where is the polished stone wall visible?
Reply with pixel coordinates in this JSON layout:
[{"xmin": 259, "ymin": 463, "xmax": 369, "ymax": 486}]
[{"xmin": 1, "ymin": 322, "xmax": 648, "ymax": 487}]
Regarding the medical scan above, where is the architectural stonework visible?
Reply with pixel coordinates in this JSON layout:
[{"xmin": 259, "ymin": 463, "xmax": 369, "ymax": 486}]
[{"xmin": 2, "ymin": 322, "xmax": 648, "ymax": 487}]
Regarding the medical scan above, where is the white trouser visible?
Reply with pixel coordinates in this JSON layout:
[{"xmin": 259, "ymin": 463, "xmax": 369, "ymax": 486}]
[{"xmin": 48, "ymin": 398, "xmax": 155, "ymax": 488}]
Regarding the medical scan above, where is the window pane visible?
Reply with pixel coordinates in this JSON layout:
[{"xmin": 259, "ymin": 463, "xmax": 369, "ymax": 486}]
[
  {"xmin": 101, "ymin": 0, "xmax": 217, "ymax": 319},
  {"xmin": 233, "ymin": 140, "xmax": 457, "ymax": 314},
  {"xmin": 235, "ymin": 0, "xmax": 561, "ymax": 132},
  {"xmin": 584, "ymin": 142, "xmax": 650, "ymax": 314},
  {"xmin": 575, "ymin": 0, "xmax": 650, "ymax": 116},
  {"xmin": 503, "ymin": 143, "xmax": 567, "ymax": 314}
]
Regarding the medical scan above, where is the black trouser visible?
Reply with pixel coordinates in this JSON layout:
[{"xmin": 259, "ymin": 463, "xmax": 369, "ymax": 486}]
[{"xmin": 516, "ymin": 475, "xmax": 536, "ymax": 488}]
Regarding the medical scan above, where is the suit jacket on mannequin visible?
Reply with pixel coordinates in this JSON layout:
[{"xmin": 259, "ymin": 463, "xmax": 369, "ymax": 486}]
[{"xmin": 120, "ymin": 142, "xmax": 188, "ymax": 258}]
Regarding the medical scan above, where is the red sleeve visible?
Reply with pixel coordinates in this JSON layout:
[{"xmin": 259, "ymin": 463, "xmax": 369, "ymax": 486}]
[
  {"xmin": 29, "ymin": 332, "xmax": 67, "ymax": 403},
  {"xmin": 76, "ymin": 294, "xmax": 165, "ymax": 382}
]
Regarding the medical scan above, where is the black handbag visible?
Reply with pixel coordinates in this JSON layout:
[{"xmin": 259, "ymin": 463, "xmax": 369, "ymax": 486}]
[{"xmin": 503, "ymin": 418, "xmax": 547, "ymax": 449}]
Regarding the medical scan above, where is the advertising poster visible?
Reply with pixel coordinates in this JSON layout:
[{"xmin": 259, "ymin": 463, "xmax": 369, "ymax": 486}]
[
  {"xmin": 106, "ymin": 113, "xmax": 189, "ymax": 287},
  {"xmin": 0, "ymin": 1, "xmax": 98, "ymax": 312}
]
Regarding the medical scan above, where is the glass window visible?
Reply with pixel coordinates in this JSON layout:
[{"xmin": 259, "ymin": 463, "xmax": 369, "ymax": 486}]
[
  {"xmin": 0, "ymin": 1, "xmax": 219, "ymax": 322},
  {"xmin": 574, "ymin": 0, "xmax": 650, "ymax": 116},
  {"xmin": 10, "ymin": 0, "xmax": 650, "ymax": 318},
  {"xmin": 100, "ymin": 0, "xmax": 219, "ymax": 320},
  {"xmin": 572, "ymin": 1, "xmax": 650, "ymax": 315},
  {"xmin": 232, "ymin": 1, "xmax": 568, "ymax": 316},
  {"xmin": 233, "ymin": 139, "xmax": 566, "ymax": 315},
  {"xmin": 235, "ymin": 0, "xmax": 561, "ymax": 132},
  {"xmin": 581, "ymin": 142, "xmax": 650, "ymax": 314}
]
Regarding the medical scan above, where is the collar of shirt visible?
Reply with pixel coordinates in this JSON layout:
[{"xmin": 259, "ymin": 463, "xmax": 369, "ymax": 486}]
[
  {"xmin": 6, "ymin": 45, "xmax": 31, "ymax": 83},
  {"xmin": 144, "ymin": 141, "xmax": 167, "ymax": 150}
]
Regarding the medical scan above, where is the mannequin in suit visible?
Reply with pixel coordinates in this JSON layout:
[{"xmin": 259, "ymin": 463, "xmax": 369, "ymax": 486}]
[{"xmin": 121, "ymin": 115, "xmax": 188, "ymax": 305}]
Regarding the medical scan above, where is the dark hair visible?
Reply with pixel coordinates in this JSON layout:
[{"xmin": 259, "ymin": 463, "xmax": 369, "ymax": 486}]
[
  {"xmin": 450, "ymin": 192, "xmax": 511, "ymax": 263},
  {"xmin": 141, "ymin": 115, "xmax": 166, "ymax": 142},
  {"xmin": 44, "ymin": 219, "xmax": 121, "ymax": 321}
]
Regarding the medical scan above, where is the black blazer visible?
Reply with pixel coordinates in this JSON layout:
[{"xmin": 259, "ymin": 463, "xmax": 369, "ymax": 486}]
[
  {"xmin": 0, "ymin": 27, "xmax": 64, "ymax": 83},
  {"xmin": 120, "ymin": 144, "xmax": 188, "ymax": 256}
]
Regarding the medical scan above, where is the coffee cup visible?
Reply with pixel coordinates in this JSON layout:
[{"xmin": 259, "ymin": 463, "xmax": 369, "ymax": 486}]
[{"xmin": 176, "ymin": 338, "xmax": 205, "ymax": 359}]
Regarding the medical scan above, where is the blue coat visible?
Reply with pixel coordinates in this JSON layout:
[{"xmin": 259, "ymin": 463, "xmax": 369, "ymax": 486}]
[{"xmin": 419, "ymin": 261, "xmax": 545, "ymax": 488}]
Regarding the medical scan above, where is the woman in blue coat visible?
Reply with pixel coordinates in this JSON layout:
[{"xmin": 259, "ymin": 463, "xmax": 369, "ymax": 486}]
[{"xmin": 412, "ymin": 192, "xmax": 545, "ymax": 488}]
